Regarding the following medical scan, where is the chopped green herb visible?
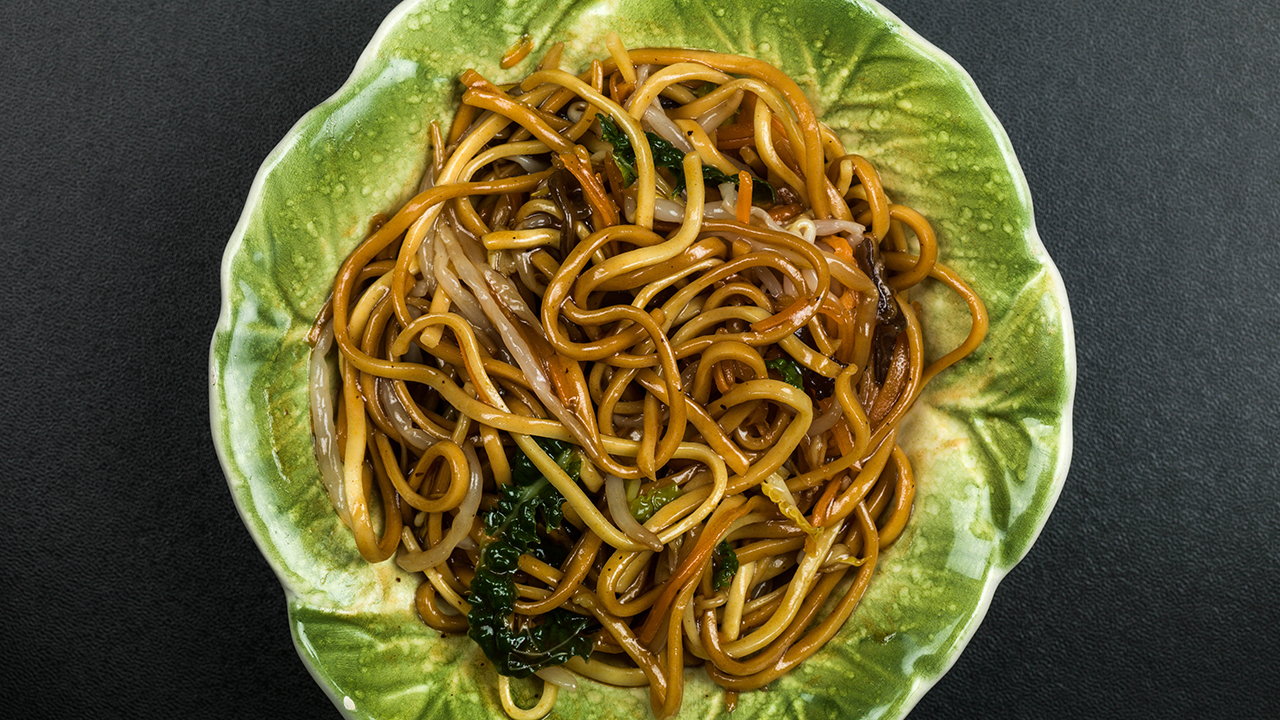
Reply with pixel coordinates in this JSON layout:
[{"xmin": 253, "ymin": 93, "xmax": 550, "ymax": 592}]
[
  {"xmin": 467, "ymin": 438, "xmax": 595, "ymax": 677},
  {"xmin": 765, "ymin": 357, "xmax": 804, "ymax": 389},
  {"xmin": 629, "ymin": 483, "xmax": 681, "ymax": 522},
  {"xmin": 712, "ymin": 540, "xmax": 739, "ymax": 591}
]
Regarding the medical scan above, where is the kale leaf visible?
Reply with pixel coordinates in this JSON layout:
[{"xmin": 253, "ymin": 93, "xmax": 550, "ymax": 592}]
[
  {"xmin": 597, "ymin": 116, "xmax": 774, "ymax": 201},
  {"xmin": 467, "ymin": 438, "xmax": 595, "ymax": 677},
  {"xmin": 599, "ymin": 115, "xmax": 682, "ymax": 189},
  {"xmin": 598, "ymin": 115, "xmax": 638, "ymax": 185}
]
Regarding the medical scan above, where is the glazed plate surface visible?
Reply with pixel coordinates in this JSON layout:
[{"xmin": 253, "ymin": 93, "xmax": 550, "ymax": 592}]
[{"xmin": 210, "ymin": 1, "xmax": 1075, "ymax": 717}]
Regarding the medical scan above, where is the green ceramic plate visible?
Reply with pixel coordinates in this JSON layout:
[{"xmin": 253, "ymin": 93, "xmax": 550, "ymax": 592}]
[{"xmin": 210, "ymin": 0, "xmax": 1075, "ymax": 717}]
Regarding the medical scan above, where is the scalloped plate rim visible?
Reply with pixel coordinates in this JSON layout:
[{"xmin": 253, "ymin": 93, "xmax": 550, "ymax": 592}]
[{"xmin": 208, "ymin": 0, "xmax": 1077, "ymax": 716}]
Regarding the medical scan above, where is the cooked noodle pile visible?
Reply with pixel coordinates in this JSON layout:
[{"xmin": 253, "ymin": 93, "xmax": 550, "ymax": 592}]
[{"xmin": 309, "ymin": 35, "xmax": 987, "ymax": 719}]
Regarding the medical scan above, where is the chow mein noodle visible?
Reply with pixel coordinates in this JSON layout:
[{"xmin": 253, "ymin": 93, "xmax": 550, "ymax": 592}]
[{"xmin": 308, "ymin": 34, "xmax": 987, "ymax": 719}]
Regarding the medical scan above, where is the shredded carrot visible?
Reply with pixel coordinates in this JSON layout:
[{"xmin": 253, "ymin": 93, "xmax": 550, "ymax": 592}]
[
  {"xmin": 752, "ymin": 297, "xmax": 809, "ymax": 333},
  {"xmin": 827, "ymin": 234, "xmax": 853, "ymax": 259},
  {"xmin": 810, "ymin": 474, "xmax": 843, "ymax": 527},
  {"xmin": 608, "ymin": 73, "xmax": 635, "ymax": 104}
]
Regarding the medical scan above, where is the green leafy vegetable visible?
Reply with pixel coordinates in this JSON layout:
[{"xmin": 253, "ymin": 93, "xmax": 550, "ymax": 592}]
[
  {"xmin": 598, "ymin": 115, "xmax": 637, "ymax": 185},
  {"xmin": 597, "ymin": 116, "xmax": 774, "ymax": 201},
  {"xmin": 467, "ymin": 439, "xmax": 595, "ymax": 677},
  {"xmin": 646, "ymin": 132, "xmax": 688, "ymax": 193},
  {"xmin": 600, "ymin": 115, "xmax": 680, "ymax": 188},
  {"xmin": 712, "ymin": 540, "xmax": 739, "ymax": 591},
  {"xmin": 766, "ymin": 357, "xmax": 804, "ymax": 389},
  {"xmin": 629, "ymin": 483, "xmax": 681, "ymax": 522},
  {"xmin": 701, "ymin": 164, "xmax": 777, "ymax": 204}
]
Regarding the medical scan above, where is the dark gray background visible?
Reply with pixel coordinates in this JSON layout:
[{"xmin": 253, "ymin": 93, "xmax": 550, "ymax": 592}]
[{"xmin": 2, "ymin": 0, "xmax": 1277, "ymax": 718}]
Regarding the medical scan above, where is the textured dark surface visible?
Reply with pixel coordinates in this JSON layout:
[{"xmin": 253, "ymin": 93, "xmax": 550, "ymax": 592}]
[{"xmin": 1, "ymin": 0, "xmax": 1277, "ymax": 718}]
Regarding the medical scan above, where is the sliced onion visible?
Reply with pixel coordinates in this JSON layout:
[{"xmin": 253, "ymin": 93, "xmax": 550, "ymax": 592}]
[
  {"xmin": 415, "ymin": 224, "xmax": 437, "ymax": 298},
  {"xmin": 752, "ymin": 206, "xmax": 788, "ymax": 231},
  {"xmin": 433, "ymin": 237, "xmax": 500, "ymax": 354},
  {"xmin": 487, "ymin": 248, "xmax": 517, "ymax": 276},
  {"xmin": 806, "ymin": 397, "xmax": 844, "ymax": 437},
  {"xmin": 812, "ymin": 218, "xmax": 865, "ymax": 239},
  {"xmin": 565, "ymin": 100, "xmax": 588, "ymax": 123},
  {"xmin": 642, "ymin": 103, "xmax": 692, "ymax": 152},
  {"xmin": 535, "ymin": 666, "xmax": 579, "ymax": 690},
  {"xmin": 396, "ymin": 442, "xmax": 483, "ymax": 572},
  {"xmin": 696, "ymin": 90, "xmax": 743, "ymax": 133},
  {"xmin": 482, "ymin": 264, "xmax": 541, "ymax": 330},
  {"xmin": 624, "ymin": 195, "xmax": 685, "ymax": 224},
  {"xmin": 604, "ymin": 474, "xmax": 664, "ymax": 551},
  {"xmin": 506, "ymin": 154, "xmax": 551, "ymax": 173},
  {"xmin": 801, "ymin": 269, "xmax": 818, "ymax": 293},
  {"xmin": 308, "ymin": 323, "xmax": 347, "ymax": 521},
  {"xmin": 702, "ymin": 204, "xmax": 789, "ymax": 234},
  {"xmin": 715, "ymin": 181, "xmax": 738, "ymax": 213},
  {"xmin": 514, "ymin": 249, "xmax": 548, "ymax": 296},
  {"xmin": 749, "ymin": 267, "xmax": 784, "ymax": 298},
  {"xmin": 787, "ymin": 216, "xmax": 818, "ymax": 244},
  {"xmin": 377, "ymin": 379, "xmax": 435, "ymax": 450},
  {"xmin": 438, "ymin": 222, "xmax": 595, "ymax": 447},
  {"xmin": 654, "ymin": 197, "xmax": 687, "ymax": 222}
]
